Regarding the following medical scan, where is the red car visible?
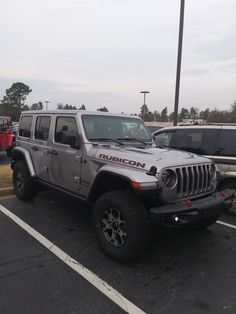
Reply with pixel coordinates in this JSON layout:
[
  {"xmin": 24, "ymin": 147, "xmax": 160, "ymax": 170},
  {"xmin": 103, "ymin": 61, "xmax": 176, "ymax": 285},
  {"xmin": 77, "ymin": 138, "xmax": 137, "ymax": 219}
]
[{"xmin": 0, "ymin": 116, "xmax": 16, "ymax": 157}]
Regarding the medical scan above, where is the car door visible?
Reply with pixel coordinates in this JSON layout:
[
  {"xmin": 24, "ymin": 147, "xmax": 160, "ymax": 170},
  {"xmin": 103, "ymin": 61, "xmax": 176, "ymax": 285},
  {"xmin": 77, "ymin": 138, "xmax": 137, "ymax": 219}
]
[
  {"xmin": 30, "ymin": 115, "xmax": 52, "ymax": 181},
  {"xmin": 48, "ymin": 115, "xmax": 82, "ymax": 192}
]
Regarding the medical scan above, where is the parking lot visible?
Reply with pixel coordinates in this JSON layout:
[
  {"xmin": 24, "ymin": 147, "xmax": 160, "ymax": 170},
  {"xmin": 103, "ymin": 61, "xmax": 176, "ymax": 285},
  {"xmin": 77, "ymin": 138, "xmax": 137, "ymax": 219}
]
[
  {"xmin": 0, "ymin": 151, "xmax": 10, "ymax": 165},
  {"xmin": 1, "ymin": 150, "xmax": 236, "ymax": 314},
  {"xmin": 0, "ymin": 188, "xmax": 236, "ymax": 314}
]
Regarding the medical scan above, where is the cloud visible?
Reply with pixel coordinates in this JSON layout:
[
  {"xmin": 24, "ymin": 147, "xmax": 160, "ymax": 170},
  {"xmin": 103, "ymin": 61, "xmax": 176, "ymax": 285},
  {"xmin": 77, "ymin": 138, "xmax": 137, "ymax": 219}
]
[
  {"xmin": 217, "ymin": 62, "xmax": 236, "ymax": 73},
  {"xmin": 183, "ymin": 68, "xmax": 211, "ymax": 76},
  {"xmin": 0, "ymin": 0, "xmax": 236, "ymax": 114}
]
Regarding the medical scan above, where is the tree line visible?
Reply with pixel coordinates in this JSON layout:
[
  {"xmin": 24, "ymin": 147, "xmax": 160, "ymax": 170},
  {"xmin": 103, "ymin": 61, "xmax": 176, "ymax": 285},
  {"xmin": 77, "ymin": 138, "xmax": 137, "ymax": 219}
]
[
  {"xmin": 139, "ymin": 103, "xmax": 236, "ymax": 123},
  {"xmin": 0, "ymin": 82, "xmax": 109, "ymax": 120},
  {"xmin": 57, "ymin": 103, "xmax": 108, "ymax": 112},
  {"xmin": 0, "ymin": 82, "xmax": 235, "ymax": 123}
]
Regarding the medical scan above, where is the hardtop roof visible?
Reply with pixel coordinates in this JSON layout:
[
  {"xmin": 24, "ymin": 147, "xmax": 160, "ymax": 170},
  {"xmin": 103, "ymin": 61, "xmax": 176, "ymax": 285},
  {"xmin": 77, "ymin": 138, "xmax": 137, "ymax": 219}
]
[
  {"xmin": 20, "ymin": 110, "xmax": 142, "ymax": 119},
  {"xmin": 153, "ymin": 124, "xmax": 236, "ymax": 134}
]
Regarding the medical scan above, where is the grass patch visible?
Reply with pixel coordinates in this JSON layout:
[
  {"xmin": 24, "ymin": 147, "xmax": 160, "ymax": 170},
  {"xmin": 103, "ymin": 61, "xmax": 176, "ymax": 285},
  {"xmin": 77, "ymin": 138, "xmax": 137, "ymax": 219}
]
[{"xmin": 0, "ymin": 165, "xmax": 13, "ymax": 188}]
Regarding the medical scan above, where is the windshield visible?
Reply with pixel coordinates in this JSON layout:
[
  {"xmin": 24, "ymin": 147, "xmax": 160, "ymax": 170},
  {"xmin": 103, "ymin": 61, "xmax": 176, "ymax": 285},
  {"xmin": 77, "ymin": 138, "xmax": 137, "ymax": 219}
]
[{"xmin": 82, "ymin": 115, "xmax": 152, "ymax": 143}]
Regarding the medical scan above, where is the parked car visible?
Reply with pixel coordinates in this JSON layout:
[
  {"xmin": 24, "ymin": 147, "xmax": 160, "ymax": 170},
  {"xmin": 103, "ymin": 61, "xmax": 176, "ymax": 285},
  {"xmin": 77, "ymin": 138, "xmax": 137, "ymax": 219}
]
[
  {"xmin": 12, "ymin": 122, "xmax": 19, "ymax": 135},
  {"xmin": 153, "ymin": 124, "xmax": 236, "ymax": 214},
  {"xmin": 11, "ymin": 111, "xmax": 234, "ymax": 261},
  {"xmin": 0, "ymin": 116, "xmax": 16, "ymax": 157}
]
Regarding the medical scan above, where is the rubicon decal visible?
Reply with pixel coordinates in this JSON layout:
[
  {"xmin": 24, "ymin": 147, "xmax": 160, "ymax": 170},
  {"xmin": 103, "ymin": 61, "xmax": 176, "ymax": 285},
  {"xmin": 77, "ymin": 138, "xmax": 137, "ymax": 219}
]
[{"xmin": 99, "ymin": 154, "xmax": 146, "ymax": 169}]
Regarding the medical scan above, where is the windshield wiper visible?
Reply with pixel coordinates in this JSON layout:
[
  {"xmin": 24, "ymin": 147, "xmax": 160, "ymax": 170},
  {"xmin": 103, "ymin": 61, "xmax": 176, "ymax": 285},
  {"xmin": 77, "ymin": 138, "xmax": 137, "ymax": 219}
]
[
  {"xmin": 89, "ymin": 138, "xmax": 124, "ymax": 145},
  {"xmin": 116, "ymin": 137, "xmax": 149, "ymax": 145}
]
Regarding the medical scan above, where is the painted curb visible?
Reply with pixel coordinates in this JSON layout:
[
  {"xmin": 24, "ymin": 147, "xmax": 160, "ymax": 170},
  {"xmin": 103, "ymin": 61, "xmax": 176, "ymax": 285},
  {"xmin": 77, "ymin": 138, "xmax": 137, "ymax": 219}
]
[{"xmin": 0, "ymin": 187, "xmax": 14, "ymax": 197}]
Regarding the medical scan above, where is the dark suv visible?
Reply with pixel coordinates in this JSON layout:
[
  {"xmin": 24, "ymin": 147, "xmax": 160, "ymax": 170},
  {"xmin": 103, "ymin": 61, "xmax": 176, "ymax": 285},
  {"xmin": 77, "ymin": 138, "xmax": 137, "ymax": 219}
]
[{"xmin": 153, "ymin": 124, "xmax": 236, "ymax": 214}]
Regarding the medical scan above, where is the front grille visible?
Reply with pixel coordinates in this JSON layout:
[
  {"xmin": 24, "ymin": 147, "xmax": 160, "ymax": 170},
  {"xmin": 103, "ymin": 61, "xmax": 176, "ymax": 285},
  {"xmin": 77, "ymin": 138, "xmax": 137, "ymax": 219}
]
[{"xmin": 175, "ymin": 164, "xmax": 215, "ymax": 199}]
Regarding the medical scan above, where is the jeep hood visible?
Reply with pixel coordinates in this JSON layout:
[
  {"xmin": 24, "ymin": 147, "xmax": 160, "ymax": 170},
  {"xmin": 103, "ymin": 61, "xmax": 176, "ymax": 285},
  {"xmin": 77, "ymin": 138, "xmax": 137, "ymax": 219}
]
[{"xmin": 89, "ymin": 145, "xmax": 211, "ymax": 172}]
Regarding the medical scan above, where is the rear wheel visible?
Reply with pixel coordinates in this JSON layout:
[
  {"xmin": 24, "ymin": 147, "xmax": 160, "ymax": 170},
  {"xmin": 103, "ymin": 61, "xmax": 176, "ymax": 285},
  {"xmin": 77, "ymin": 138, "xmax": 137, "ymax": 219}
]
[
  {"xmin": 13, "ymin": 161, "xmax": 37, "ymax": 201},
  {"xmin": 93, "ymin": 190, "xmax": 151, "ymax": 262}
]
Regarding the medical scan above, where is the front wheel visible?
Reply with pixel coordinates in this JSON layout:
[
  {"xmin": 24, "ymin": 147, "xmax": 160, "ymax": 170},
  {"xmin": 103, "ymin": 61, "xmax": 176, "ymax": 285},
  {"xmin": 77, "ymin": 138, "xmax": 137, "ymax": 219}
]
[
  {"xmin": 93, "ymin": 191, "xmax": 151, "ymax": 262},
  {"xmin": 13, "ymin": 161, "xmax": 37, "ymax": 201},
  {"xmin": 221, "ymin": 182, "xmax": 236, "ymax": 215}
]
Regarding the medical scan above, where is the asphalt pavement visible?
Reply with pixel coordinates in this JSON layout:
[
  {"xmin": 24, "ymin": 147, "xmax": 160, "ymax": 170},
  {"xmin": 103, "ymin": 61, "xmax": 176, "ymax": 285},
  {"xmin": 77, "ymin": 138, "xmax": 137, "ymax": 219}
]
[{"xmin": 0, "ymin": 191, "xmax": 236, "ymax": 314}]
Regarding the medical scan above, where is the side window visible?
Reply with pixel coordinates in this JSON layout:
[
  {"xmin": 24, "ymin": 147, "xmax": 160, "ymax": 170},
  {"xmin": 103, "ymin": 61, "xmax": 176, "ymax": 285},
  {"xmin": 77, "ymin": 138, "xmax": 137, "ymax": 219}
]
[
  {"xmin": 122, "ymin": 122, "xmax": 150, "ymax": 139},
  {"xmin": 35, "ymin": 116, "xmax": 51, "ymax": 141},
  {"xmin": 173, "ymin": 129, "xmax": 219, "ymax": 155},
  {"xmin": 19, "ymin": 116, "xmax": 33, "ymax": 138},
  {"xmin": 216, "ymin": 130, "xmax": 236, "ymax": 157},
  {"xmin": 155, "ymin": 132, "xmax": 174, "ymax": 147},
  {"xmin": 54, "ymin": 116, "xmax": 78, "ymax": 144}
]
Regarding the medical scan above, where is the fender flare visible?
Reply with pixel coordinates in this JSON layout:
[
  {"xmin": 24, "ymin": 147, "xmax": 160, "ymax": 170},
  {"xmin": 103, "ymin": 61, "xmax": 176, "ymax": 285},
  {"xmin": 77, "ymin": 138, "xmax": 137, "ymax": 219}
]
[
  {"xmin": 11, "ymin": 147, "xmax": 36, "ymax": 177},
  {"xmin": 88, "ymin": 169, "xmax": 132, "ymax": 202}
]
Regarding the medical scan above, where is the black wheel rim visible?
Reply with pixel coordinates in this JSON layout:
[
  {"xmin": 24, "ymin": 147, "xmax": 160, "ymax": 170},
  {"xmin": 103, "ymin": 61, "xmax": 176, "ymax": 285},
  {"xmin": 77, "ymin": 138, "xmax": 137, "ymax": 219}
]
[
  {"xmin": 101, "ymin": 207, "xmax": 128, "ymax": 247},
  {"xmin": 15, "ymin": 171, "xmax": 24, "ymax": 192}
]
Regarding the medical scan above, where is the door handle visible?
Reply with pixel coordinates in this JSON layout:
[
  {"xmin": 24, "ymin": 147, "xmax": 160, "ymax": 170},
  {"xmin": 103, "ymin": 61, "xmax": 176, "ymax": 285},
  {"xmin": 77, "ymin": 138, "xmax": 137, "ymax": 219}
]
[
  {"xmin": 31, "ymin": 146, "xmax": 39, "ymax": 151},
  {"xmin": 49, "ymin": 150, "xmax": 58, "ymax": 156}
]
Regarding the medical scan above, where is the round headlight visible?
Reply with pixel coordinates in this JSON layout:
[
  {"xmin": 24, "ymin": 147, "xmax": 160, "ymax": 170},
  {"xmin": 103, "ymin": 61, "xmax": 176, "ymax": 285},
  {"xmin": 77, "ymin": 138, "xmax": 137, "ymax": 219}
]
[{"xmin": 161, "ymin": 169, "xmax": 177, "ymax": 189}]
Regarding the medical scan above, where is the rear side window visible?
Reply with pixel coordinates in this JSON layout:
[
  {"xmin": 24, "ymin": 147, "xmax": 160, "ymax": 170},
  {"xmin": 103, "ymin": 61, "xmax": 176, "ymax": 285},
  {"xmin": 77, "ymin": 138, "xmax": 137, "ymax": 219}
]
[
  {"xmin": 19, "ymin": 116, "xmax": 33, "ymax": 138},
  {"xmin": 216, "ymin": 130, "xmax": 236, "ymax": 157},
  {"xmin": 35, "ymin": 116, "xmax": 51, "ymax": 141},
  {"xmin": 172, "ymin": 129, "xmax": 219, "ymax": 155}
]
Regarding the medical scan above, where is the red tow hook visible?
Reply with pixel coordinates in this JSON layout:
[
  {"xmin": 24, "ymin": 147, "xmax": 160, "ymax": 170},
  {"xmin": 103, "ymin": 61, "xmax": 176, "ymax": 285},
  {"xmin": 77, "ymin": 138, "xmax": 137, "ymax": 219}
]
[
  {"xmin": 220, "ymin": 191, "xmax": 225, "ymax": 197},
  {"xmin": 184, "ymin": 199, "xmax": 192, "ymax": 208}
]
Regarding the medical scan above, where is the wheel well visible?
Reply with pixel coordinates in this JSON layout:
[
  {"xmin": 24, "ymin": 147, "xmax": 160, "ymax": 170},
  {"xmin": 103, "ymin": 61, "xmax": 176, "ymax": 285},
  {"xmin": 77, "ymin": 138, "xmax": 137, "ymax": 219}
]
[
  {"xmin": 11, "ymin": 150, "xmax": 25, "ymax": 169},
  {"xmin": 88, "ymin": 172, "xmax": 131, "ymax": 202},
  {"xmin": 11, "ymin": 150, "xmax": 25, "ymax": 161}
]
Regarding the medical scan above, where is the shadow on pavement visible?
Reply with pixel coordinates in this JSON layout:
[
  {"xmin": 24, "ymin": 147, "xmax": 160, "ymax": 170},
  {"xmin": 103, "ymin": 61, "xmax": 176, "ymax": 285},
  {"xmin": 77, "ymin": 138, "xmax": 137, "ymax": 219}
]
[{"xmin": 0, "ymin": 151, "xmax": 11, "ymax": 165}]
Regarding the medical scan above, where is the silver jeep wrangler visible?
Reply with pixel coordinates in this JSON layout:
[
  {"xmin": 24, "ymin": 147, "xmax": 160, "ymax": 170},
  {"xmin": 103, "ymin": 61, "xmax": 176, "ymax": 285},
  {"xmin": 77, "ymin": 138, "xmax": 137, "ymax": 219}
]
[{"xmin": 11, "ymin": 110, "xmax": 234, "ymax": 261}]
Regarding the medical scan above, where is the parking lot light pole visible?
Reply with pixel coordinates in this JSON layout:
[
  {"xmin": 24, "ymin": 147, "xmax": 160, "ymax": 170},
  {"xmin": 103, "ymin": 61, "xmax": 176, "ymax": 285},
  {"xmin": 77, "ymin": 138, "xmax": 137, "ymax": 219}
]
[
  {"xmin": 140, "ymin": 91, "xmax": 150, "ymax": 120},
  {"xmin": 173, "ymin": 0, "xmax": 185, "ymax": 126}
]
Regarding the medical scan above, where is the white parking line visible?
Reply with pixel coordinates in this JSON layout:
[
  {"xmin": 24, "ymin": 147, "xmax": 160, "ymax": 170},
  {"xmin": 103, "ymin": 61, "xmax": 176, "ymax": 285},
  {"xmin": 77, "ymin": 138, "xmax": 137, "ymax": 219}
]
[
  {"xmin": 217, "ymin": 220, "xmax": 236, "ymax": 230},
  {"xmin": 0, "ymin": 204, "xmax": 145, "ymax": 314}
]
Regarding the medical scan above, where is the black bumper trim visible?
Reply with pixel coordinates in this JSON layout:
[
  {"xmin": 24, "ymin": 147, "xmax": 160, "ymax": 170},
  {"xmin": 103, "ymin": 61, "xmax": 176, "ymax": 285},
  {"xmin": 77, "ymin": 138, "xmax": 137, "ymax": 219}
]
[{"xmin": 150, "ymin": 189, "xmax": 234, "ymax": 225}]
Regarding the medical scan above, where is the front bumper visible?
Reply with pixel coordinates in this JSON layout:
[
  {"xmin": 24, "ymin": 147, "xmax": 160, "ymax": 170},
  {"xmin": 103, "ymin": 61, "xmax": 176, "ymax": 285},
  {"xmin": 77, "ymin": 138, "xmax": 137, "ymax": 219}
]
[{"xmin": 150, "ymin": 189, "xmax": 234, "ymax": 225}]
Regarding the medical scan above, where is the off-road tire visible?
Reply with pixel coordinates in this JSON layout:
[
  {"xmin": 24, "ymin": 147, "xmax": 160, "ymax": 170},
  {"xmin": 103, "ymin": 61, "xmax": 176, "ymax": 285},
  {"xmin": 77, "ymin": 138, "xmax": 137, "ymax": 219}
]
[
  {"xmin": 6, "ymin": 147, "xmax": 12, "ymax": 157},
  {"xmin": 93, "ymin": 190, "xmax": 151, "ymax": 262},
  {"xmin": 13, "ymin": 161, "xmax": 37, "ymax": 201},
  {"xmin": 192, "ymin": 214, "xmax": 220, "ymax": 230},
  {"xmin": 221, "ymin": 182, "xmax": 236, "ymax": 215}
]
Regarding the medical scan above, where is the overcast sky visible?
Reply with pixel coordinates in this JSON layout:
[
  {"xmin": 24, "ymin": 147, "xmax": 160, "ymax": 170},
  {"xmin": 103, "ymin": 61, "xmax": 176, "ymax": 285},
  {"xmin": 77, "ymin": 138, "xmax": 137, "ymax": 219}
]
[{"xmin": 0, "ymin": 0, "xmax": 236, "ymax": 114}]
